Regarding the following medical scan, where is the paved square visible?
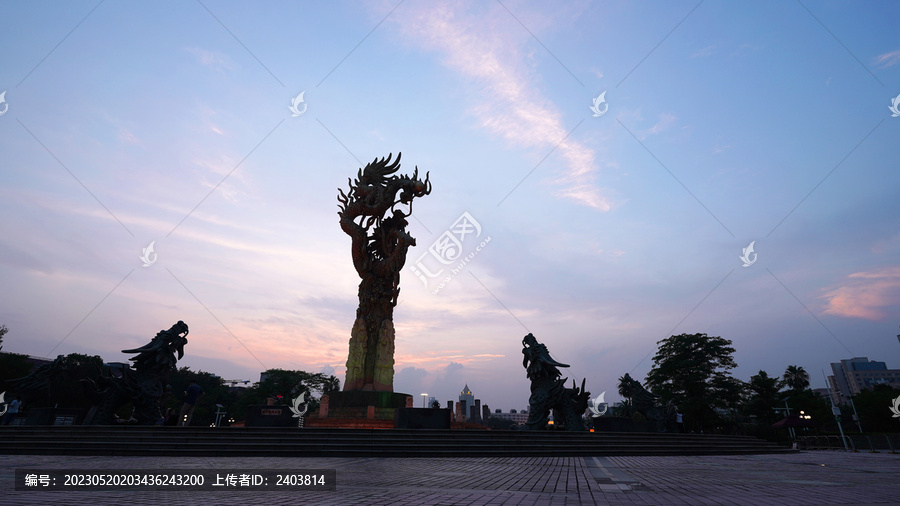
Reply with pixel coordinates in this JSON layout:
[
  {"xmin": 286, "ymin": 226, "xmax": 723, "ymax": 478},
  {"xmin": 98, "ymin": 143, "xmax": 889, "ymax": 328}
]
[{"xmin": 2, "ymin": 451, "xmax": 898, "ymax": 504}]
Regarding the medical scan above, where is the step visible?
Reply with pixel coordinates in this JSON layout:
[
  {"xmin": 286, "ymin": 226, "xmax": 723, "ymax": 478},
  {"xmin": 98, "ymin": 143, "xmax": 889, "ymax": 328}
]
[{"xmin": 0, "ymin": 426, "xmax": 792, "ymax": 457}]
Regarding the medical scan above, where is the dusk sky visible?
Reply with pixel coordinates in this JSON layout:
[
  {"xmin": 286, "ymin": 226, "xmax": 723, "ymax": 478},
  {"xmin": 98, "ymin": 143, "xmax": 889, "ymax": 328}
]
[{"xmin": 1, "ymin": 1, "xmax": 898, "ymax": 412}]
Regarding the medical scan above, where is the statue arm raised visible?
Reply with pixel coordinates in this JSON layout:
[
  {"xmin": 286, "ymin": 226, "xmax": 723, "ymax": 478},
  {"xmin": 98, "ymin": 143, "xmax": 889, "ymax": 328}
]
[
  {"xmin": 339, "ymin": 214, "xmax": 369, "ymax": 277},
  {"xmin": 338, "ymin": 181, "xmax": 372, "ymax": 277}
]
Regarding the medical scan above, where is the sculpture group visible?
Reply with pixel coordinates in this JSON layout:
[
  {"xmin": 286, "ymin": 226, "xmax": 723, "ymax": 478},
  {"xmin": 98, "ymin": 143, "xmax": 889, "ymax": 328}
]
[{"xmin": 5, "ymin": 153, "xmax": 680, "ymax": 433}]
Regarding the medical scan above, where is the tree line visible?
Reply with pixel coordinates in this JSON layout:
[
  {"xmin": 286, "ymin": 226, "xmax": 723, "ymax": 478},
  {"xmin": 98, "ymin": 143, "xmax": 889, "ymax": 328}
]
[{"xmin": 612, "ymin": 333, "xmax": 899, "ymax": 436}]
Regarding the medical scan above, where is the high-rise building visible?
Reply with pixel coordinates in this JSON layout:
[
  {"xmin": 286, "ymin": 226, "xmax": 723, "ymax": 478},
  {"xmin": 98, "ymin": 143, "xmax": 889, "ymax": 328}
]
[
  {"xmin": 827, "ymin": 357, "xmax": 900, "ymax": 404},
  {"xmin": 459, "ymin": 384, "xmax": 474, "ymax": 421}
]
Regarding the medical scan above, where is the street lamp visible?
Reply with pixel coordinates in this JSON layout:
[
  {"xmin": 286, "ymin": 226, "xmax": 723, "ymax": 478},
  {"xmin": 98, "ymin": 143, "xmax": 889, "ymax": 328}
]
[
  {"xmin": 421, "ymin": 393, "xmax": 428, "ymax": 408},
  {"xmin": 822, "ymin": 369, "xmax": 849, "ymax": 451}
]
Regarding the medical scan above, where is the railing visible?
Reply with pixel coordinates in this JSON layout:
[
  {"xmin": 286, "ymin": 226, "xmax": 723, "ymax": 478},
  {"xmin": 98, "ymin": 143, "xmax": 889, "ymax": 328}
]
[
  {"xmin": 796, "ymin": 435, "xmax": 850, "ymax": 450},
  {"xmin": 797, "ymin": 434, "xmax": 900, "ymax": 453}
]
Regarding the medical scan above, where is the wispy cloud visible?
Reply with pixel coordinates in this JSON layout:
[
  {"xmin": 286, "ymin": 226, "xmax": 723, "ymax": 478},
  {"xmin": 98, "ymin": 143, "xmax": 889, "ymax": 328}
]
[
  {"xmin": 641, "ymin": 113, "xmax": 677, "ymax": 139},
  {"xmin": 821, "ymin": 267, "xmax": 900, "ymax": 320},
  {"xmin": 387, "ymin": 2, "xmax": 610, "ymax": 210},
  {"xmin": 117, "ymin": 128, "xmax": 140, "ymax": 145},
  {"xmin": 185, "ymin": 47, "xmax": 236, "ymax": 71},
  {"xmin": 873, "ymin": 48, "xmax": 900, "ymax": 68},
  {"xmin": 691, "ymin": 44, "xmax": 716, "ymax": 58}
]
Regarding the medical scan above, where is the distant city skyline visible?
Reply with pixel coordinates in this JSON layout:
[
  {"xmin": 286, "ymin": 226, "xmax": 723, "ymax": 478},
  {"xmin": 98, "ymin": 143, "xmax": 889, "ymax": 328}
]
[{"xmin": 1, "ymin": 2, "xmax": 898, "ymax": 412}]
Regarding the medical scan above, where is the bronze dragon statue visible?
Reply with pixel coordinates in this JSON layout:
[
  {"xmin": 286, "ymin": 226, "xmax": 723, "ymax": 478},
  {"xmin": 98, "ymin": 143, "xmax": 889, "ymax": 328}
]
[
  {"xmin": 82, "ymin": 321, "xmax": 189, "ymax": 425},
  {"xmin": 338, "ymin": 153, "xmax": 431, "ymax": 391}
]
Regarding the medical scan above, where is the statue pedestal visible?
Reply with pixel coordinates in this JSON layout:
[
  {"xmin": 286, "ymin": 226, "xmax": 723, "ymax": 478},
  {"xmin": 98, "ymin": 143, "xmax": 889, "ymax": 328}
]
[{"xmin": 318, "ymin": 391, "xmax": 413, "ymax": 423}]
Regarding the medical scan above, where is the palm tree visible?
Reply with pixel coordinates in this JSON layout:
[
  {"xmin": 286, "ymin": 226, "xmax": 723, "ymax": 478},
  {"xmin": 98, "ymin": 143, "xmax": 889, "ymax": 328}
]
[
  {"xmin": 782, "ymin": 365, "xmax": 810, "ymax": 392},
  {"xmin": 613, "ymin": 400, "xmax": 633, "ymax": 418},
  {"xmin": 618, "ymin": 373, "xmax": 642, "ymax": 399}
]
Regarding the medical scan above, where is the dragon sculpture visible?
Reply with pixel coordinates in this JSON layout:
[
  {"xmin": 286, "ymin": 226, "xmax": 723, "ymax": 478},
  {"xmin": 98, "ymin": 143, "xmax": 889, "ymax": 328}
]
[
  {"xmin": 82, "ymin": 321, "xmax": 189, "ymax": 425},
  {"xmin": 618, "ymin": 372, "xmax": 675, "ymax": 432},
  {"xmin": 8, "ymin": 354, "xmax": 69, "ymax": 399},
  {"xmin": 338, "ymin": 153, "xmax": 431, "ymax": 391},
  {"xmin": 521, "ymin": 333, "xmax": 590, "ymax": 431}
]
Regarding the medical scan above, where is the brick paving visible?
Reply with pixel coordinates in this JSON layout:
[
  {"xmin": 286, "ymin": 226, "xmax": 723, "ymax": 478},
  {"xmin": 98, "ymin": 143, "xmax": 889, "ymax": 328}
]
[{"xmin": 2, "ymin": 451, "xmax": 898, "ymax": 505}]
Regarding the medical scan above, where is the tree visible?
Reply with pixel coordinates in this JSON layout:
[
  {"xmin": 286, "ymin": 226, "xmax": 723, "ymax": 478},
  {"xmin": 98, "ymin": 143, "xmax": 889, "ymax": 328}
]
[
  {"xmin": 165, "ymin": 368, "xmax": 234, "ymax": 426},
  {"xmin": 852, "ymin": 385, "xmax": 900, "ymax": 433},
  {"xmin": 782, "ymin": 365, "xmax": 810, "ymax": 392},
  {"xmin": 745, "ymin": 370, "xmax": 781, "ymax": 423},
  {"xmin": 617, "ymin": 373, "xmax": 641, "ymax": 406},
  {"xmin": 782, "ymin": 388, "xmax": 830, "ymax": 429},
  {"xmin": 233, "ymin": 369, "xmax": 341, "ymax": 421},
  {"xmin": 644, "ymin": 333, "xmax": 738, "ymax": 432},
  {"xmin": 51, "ymin": 353, "xmax": 105, "ymax": 411},
  {"xmin": 0, "ymin": 352, "xmax": 33, "ymax": 393},
  {"xmin": 612, "ymin": 400, "xmax": 633, "ymax": 418},
  {"xmin": 0, "ymin": 326, "xmax": 39, "ymax": 402}
]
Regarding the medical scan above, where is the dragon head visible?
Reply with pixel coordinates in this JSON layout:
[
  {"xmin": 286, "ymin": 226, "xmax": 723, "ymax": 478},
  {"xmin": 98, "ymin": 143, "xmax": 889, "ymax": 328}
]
[
  {"xmin": 338, "ymin": 153, "xmax": 431, "ymax": 224},
  {"xmin": 122, "ymin": 321, "xmax": 189, "ymax": 372}
]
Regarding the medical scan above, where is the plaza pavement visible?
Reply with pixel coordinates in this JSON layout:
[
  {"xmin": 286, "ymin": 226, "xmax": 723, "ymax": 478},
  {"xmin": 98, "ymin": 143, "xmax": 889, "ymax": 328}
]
[{"xmin": 2, "ymin": 451, "xmax": 898, "ymax": 505}]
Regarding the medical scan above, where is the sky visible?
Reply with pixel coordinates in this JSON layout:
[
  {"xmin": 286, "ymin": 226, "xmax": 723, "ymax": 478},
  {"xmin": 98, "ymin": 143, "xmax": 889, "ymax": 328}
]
[{"xmin": 1, "ymin": 0, "xmax": 898, "ymax": 412}]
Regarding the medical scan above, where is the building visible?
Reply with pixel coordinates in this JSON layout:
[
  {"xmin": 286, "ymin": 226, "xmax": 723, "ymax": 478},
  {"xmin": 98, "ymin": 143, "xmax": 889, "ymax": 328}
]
[
  {"xmin": 491, "ymin": 409, "xmax": 530, "ymax": 426},
  {"xmin": 827, "ymin": 357, "xmax": 900, "ymax": 404},
  {"xmin": 458, "ymin": 384, "xmax": 474, "ymax": 421}
]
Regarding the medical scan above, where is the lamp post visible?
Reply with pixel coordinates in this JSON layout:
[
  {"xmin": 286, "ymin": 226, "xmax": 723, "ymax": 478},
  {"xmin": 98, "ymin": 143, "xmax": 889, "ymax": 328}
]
[
  {"xmin": 847, "ymin": 395, "xmax": 863, "ymax": 433},
  {"xmin": 822, "ymin": 369, "xmax": 849, "ymax": 451},
  {"xmin": 214, "ymin": 404, "xmax": 227, "ymax": 427}
]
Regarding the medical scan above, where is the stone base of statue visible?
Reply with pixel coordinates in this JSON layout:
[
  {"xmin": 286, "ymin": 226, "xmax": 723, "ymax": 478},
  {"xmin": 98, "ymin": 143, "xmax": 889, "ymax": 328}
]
[
  {"xmin": 343, "ymin": 318, "xmax": 395, "ymax": 392},
  {"xmin": 315, "ymin": 391, "xmax": 413, "ymax": 428}
]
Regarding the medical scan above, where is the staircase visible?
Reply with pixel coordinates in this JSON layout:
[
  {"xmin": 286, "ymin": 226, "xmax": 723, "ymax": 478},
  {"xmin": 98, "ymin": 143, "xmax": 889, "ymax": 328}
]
[{"xmin": 0, "ymin": 426, "xmax": 794, "ymax": 457}]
